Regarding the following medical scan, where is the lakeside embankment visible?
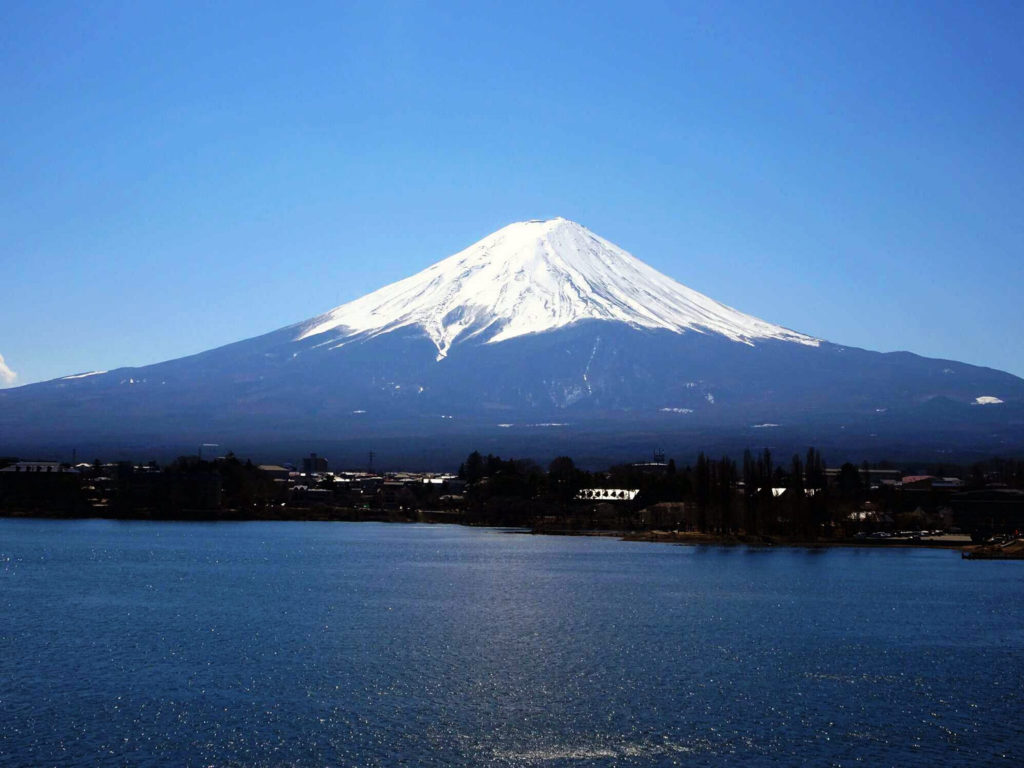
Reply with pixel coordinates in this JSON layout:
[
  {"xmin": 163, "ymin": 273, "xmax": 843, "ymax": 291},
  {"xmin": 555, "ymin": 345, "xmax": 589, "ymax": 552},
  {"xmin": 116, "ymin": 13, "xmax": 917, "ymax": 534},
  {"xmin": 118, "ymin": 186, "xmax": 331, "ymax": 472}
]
[
  {"xmin": 5, "ymin": 506, "xmax": 1003, "ymax": 554},
  {"xmin": 962, "ymin": 537, "xmax": 1024, "ymax": 559},
  {"xmin": 627, "ymin": 530, "xmax": 973, "ymax": 548},
  {"xmin": 538, "ymin": 527, "xmax": 984, "ymax": 551}
]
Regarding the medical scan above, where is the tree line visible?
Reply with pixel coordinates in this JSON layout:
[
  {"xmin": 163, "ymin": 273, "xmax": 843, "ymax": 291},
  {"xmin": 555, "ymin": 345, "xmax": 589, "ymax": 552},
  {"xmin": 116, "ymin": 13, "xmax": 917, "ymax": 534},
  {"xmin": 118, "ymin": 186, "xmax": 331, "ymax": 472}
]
[{"xmin": 457, "ymin": 448, "xmax": 1024, "ymax": 538}]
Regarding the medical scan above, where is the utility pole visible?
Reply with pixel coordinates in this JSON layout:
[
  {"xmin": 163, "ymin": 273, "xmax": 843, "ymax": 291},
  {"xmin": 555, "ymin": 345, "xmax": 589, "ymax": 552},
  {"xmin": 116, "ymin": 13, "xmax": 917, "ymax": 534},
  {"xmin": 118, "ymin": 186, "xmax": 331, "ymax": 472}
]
[{"xmin": 368, "ymin": 450, "xmax": 375, "ymax": 474}]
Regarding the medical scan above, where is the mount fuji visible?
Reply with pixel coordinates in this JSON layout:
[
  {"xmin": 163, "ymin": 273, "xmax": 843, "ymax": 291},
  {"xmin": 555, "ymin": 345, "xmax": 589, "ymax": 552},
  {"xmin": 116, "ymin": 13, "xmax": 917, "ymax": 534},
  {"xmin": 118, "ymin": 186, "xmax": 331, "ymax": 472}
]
[
  {"xmin": 297, "ymin": 217, "xmax": 818, "ymax": 359},
  {"xmin": 3, "ymin": 218, "xmax": 1023, "ymax": 464}
]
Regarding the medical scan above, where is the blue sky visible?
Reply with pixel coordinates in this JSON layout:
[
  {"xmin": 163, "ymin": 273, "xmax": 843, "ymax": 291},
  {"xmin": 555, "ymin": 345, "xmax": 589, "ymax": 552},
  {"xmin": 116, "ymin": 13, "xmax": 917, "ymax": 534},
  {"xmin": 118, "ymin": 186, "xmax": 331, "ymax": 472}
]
[{"xmin": 2, "ymin": 0, "xmax": 1022, "ymax": 386}]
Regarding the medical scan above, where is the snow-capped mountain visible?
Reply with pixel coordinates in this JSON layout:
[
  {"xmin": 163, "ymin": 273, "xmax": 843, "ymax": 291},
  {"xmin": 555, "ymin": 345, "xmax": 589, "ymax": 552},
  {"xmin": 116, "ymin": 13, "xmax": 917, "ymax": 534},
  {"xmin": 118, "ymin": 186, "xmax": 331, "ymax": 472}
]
[
  {"xmin": 2, "ymin": 218, "xmax": 1023, "ymax": 464},
  {"xmin": 298, "ymin": 218, "xmax": 817, "ymax": 359}
]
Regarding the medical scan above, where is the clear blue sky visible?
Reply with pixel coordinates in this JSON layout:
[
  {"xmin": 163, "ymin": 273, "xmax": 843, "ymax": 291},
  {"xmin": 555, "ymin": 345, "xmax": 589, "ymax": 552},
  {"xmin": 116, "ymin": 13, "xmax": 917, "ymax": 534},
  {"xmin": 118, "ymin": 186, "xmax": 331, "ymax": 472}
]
[{"xmin": 3, "ymin": 0, "xmax": 1022, "ymax": 387}]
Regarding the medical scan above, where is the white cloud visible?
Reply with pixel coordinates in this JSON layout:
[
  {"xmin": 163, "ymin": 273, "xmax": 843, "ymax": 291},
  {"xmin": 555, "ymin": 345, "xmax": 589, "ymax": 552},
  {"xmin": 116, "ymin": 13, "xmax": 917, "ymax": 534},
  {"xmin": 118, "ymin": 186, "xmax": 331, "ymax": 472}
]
[{"xmin": 0, "ymin": 353, "xmax": 17, "ymax": 386}]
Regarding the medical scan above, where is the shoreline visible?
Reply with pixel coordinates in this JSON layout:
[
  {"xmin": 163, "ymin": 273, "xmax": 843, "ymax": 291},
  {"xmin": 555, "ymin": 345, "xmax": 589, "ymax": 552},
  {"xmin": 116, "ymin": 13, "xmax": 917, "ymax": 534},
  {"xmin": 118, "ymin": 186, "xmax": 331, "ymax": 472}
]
[
  {"xmin": 537, "ymin": 527, "xmax": 975, "ymax": 550},
  {"xmin": 2, "ymin": 510, "xmax": 993, "ymax": 553}
]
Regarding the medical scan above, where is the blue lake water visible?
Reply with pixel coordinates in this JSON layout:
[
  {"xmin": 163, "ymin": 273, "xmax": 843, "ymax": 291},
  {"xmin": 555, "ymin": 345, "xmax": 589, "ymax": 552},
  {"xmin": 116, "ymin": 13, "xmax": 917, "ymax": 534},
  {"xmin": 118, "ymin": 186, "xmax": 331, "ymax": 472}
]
[{"xmin": 1, "ymin": 520, "xmax": 1022, "ymax": 767}]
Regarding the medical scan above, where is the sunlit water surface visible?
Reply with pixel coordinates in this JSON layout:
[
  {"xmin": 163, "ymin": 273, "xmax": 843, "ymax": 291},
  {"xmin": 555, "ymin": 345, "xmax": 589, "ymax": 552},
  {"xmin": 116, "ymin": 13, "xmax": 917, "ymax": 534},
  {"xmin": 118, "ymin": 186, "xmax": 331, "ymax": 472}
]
[{"xmin": 2, "ymin": 520, "xmax": 1022, "ymax": 767}]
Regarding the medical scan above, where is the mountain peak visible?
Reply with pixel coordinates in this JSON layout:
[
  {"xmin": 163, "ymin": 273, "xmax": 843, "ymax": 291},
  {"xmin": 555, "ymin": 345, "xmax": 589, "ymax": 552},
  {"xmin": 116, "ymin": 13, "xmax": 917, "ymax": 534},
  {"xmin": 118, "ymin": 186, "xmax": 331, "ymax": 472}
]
[{"xmin": 297, "ymin": 219, "xmax": 819, "ymax": 360}]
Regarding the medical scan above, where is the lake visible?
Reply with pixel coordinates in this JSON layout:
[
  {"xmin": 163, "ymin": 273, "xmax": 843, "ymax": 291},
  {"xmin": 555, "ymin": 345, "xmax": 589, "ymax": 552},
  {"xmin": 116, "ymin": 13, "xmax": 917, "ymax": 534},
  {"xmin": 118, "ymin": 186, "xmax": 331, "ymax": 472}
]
[{"xmin": 2, "ymin": 520, "xmax": 1022, "ymax": 766}]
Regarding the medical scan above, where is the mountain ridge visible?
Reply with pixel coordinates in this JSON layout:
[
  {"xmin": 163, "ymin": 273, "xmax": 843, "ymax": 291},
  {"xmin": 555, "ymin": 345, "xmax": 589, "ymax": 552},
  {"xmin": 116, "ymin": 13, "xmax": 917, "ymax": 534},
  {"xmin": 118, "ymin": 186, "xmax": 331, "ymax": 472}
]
[{"xmin": 1, "ymin": 218, "xmax": 1022, "ymax": 462}]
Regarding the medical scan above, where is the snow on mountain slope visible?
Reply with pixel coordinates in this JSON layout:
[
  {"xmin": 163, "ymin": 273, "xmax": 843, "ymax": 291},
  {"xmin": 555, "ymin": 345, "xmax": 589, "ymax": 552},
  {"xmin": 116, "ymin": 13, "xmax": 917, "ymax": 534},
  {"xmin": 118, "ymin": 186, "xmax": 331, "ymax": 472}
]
[{"xmin": 297, "ymin": 217, "xmax": 819, "ymax": 360}]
